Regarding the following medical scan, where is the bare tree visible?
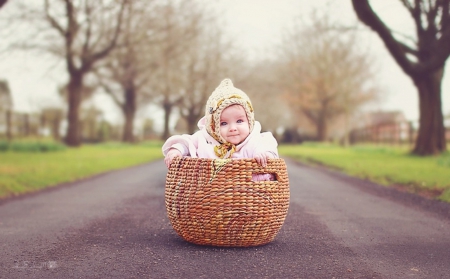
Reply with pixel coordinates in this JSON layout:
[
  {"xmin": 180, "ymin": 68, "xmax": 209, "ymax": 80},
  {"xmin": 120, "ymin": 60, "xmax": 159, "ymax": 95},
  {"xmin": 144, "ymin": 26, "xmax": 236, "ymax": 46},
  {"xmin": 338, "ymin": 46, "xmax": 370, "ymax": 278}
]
[
  {"xmin": 352, "ymin": 0, "xmax": 450, "ymax": 155},
  {"xmin": 147, "ymin": 1, "xmax": 205, "ymax": 140},
  {"xmin": 175, "ymin": 17, "xmax": 234, "ymax": 134},
  {"xmin": 42, "ymin": 0, "xmax": 127, "ymax": 146},
  {"xmin": 95, "ymin": 0, "xmax": 159, "ymax": 142},
  {"xmin": 278, "ymin": 13, "xmax": 378, "ymax": 141}
]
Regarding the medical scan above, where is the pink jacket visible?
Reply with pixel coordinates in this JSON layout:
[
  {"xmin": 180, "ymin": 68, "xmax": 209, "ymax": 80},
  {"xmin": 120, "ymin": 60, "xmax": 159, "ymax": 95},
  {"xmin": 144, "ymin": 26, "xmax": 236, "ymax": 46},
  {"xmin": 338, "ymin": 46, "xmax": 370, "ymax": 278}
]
[{"xmin": 162, "ymin": 117, "xmax": 279, "ymax": 181}]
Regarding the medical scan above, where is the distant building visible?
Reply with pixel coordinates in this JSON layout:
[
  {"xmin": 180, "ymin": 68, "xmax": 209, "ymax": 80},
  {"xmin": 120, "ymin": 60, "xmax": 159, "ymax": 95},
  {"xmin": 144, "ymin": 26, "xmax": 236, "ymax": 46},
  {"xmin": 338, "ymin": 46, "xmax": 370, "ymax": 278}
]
[{"xmin": 350, "ymin": 111, "xmax": 412, "ymax": 144}]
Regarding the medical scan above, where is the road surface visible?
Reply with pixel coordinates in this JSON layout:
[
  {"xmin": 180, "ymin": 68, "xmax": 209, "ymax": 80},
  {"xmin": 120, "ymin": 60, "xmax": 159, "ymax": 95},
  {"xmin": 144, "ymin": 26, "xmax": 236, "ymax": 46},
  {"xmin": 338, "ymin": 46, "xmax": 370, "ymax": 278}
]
[{"xmin": 1, "ymin": 159, "xmax": 449, "ymax": 278}]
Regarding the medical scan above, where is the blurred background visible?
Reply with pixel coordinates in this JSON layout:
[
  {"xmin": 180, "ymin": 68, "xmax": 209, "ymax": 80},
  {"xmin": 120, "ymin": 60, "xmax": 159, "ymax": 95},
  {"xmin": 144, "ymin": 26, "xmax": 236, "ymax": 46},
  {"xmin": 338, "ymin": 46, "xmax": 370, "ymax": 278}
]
[{"xmin": 0, "ymin": 0, "xmax": 449, "ymax": 151}]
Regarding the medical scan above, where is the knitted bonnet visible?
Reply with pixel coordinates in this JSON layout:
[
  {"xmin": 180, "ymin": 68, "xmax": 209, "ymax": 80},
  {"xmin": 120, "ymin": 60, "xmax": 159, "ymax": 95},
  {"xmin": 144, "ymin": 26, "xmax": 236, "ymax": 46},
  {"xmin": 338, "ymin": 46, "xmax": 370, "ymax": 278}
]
[{"xmin": 205, "ymin": 79, "xmax": 255, "ymax": 147}]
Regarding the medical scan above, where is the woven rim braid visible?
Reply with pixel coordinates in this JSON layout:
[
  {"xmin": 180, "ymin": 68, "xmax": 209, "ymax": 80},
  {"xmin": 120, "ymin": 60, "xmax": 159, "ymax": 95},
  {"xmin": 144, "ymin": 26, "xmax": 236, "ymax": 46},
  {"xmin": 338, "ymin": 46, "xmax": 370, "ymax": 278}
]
[{"xmin": 165, "ymin": 157, "xmax": 290, "ymax": 247}]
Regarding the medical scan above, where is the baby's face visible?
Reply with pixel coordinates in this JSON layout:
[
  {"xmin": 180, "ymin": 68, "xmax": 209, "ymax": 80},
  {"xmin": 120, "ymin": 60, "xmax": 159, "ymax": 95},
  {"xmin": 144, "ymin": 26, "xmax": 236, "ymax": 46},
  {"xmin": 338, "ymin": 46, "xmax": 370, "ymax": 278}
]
[{"xmin": 219, "ymin": 105, "xmax": 250, "ymax": 145}]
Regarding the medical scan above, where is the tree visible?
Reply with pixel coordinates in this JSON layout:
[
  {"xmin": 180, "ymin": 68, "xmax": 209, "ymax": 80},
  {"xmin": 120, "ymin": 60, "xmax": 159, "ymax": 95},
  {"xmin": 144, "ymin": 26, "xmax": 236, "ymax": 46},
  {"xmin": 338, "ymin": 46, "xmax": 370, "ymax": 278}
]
[
  {"xmin": 176, "ymin": 17, "xmax": 232, "ymax": 134},
  {"xmin": 278, "ymin": 13, "xmax": 378, "ymax": 141},
  {"xmin": 43, "ymin": 0, "xmax": 127, "ymax": 146},
  {"xmin": 58, "ymin": 83, "xmax": 96, "ymax": 140},
  {"xmin": 352, "ymin": 0, "xmax": 450, "ymax": 155},
  {"xmin": 148, "ymin": 1, "xmax": 205, "ymax": 139},
  {"xmin": 0, "ymin": 79, "xmax": 12, "ymax": 140},
  {"xmin": 95, "ymin": 0, "xmax": 159, "ymax": 143}
]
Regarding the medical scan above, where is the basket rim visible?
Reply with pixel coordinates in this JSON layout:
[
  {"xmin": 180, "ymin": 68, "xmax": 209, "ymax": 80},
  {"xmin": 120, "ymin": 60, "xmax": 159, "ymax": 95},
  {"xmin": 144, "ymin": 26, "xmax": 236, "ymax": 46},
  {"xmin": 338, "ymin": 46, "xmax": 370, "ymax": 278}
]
[{"xmin": 170, "ymin": 157, "xmax": 286, "ymax": 162}]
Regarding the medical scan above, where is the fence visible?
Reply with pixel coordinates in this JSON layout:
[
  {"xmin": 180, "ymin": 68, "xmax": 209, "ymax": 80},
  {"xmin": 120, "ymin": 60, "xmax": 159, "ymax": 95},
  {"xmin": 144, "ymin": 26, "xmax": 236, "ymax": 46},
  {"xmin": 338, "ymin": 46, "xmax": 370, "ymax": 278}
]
[{"xmin": 350, "ymin": 120, "xmax": 450, "ymax": 145}]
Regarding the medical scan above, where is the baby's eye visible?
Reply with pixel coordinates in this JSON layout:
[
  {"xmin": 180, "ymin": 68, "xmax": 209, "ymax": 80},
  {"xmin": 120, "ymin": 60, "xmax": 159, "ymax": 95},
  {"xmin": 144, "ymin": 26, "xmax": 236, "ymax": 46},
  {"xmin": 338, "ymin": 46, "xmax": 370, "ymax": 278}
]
[
  {"xmin": 237, "ymin": 119, "xmax": 244, "ymax": 123},
  {"xmin": 220, "ymin": 122, "xmax": 227, "ymax": 126}
]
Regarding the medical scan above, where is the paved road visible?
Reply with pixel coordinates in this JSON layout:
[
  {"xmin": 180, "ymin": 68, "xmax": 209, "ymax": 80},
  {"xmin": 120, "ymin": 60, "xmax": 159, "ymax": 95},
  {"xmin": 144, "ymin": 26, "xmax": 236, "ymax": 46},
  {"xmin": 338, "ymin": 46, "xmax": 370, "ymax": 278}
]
[{"xmin": 1, "ymin": 159, "xmax": 450, "ymax": 279}]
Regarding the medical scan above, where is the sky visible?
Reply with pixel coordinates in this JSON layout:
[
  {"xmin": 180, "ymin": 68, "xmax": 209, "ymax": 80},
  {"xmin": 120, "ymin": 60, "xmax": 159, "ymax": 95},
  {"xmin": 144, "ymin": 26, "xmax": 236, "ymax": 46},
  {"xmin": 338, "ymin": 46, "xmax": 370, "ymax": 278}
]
[{"xmin": 0, "ymin": 0, "xmax": 449, "ymax": 124}]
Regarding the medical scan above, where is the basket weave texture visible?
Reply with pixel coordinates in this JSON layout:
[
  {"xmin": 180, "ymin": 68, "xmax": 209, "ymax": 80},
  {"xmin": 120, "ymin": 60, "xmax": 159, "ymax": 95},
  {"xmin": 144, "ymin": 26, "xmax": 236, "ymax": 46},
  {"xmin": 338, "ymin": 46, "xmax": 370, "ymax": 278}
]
[{"xmin": 165, "ymin": 157, "xmax": 290, "ymax": 247}]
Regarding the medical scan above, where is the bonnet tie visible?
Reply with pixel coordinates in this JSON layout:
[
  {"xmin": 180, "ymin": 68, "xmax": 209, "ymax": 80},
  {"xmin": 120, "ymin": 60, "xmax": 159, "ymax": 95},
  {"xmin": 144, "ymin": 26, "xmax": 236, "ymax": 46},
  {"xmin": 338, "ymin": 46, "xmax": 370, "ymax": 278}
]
[{"xmin": 214, "ymin": 142, "xmax": 236, "ymax": 159}]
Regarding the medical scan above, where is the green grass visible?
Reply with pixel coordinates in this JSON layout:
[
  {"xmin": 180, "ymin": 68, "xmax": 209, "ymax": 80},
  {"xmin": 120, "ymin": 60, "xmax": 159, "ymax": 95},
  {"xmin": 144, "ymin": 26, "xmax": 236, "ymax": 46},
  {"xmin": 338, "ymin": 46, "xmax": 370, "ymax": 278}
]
[
  {"xmin": 279, "ymin": 142, "xmax": 450, "ymax": 202},
  {"xmin": 0, "ymin": 139, "xmax": 67, "ymax": 152},
  {"xmin": 0, "ymin": 141, "xmax": 164, "ymax": 199}
]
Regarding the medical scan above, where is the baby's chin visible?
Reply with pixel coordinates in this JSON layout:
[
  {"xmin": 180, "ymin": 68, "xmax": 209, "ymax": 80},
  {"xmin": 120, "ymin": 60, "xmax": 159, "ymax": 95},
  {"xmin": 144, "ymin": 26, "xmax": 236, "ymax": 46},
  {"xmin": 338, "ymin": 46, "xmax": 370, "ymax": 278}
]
[{"xmin": 226, "ymin": 137, "xmax": 244, "ymax": 145}]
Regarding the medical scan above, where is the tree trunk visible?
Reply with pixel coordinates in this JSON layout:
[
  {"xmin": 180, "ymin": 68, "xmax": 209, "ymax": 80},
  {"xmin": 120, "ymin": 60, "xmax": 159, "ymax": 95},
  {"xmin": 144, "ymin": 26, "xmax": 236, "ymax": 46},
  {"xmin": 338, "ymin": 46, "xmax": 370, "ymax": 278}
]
[
  {"xmin": 6, "ymin": 109, "xmax": 12, "ymax": 141},
  {"xmin": 342, "ymin": 109, "xmax": 350, "ymax": 147},
  {"xmin": 65, "ymin": 74, "xmax": 83, "ymax": 147},
  {"xmin": 186, "ymin": 113, "xmax": 198, "ymax": 134},
  {"xmin": 52, "ymin": 117, "xmax": 61, "ymax": 141},
  {"xmin": 412, "ymin": 68, "xmax": 446, "ymax": 155},
  {"xmin": 23, "ymin": 114, "xmax": 29, "ymax": 136},
  {"xmin": 162, "ymin": 101, "xmax": 172, "ymax": 140},
  {"xmin": 317, "ymin": 112, "xmax": 327, "ymax": 141},
  {"xmin": 122, "ymin": 109, "xmax": 135, "ymax": 143},
  {"xmin": 122, "ymin": 86, "xmax": 136, "ymax": 143}
]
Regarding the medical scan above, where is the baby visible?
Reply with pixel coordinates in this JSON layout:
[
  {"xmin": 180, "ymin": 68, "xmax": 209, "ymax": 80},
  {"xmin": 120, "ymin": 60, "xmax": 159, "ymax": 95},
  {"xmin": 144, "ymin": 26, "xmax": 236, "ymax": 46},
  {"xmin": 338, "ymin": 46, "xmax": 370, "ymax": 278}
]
[{"xmin": 162, "ymin": 79, "xmax": 279, "ymax": 180}]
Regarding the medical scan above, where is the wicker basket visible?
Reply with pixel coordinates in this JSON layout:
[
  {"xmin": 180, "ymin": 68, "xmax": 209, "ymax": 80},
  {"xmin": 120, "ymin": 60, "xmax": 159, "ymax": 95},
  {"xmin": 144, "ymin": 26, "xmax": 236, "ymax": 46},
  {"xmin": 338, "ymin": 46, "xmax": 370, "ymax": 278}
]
[{"xmin": 165, "ymin": 157, "xmax": 290, "ymax": 247}]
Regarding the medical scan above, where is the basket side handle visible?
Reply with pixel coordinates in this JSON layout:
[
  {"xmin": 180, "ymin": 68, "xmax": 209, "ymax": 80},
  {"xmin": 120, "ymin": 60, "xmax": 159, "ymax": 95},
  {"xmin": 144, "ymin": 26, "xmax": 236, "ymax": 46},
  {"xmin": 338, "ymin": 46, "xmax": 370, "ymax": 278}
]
[{"xmin": 244, "ymin": 159, "xmax": 287, "ymax": 183}]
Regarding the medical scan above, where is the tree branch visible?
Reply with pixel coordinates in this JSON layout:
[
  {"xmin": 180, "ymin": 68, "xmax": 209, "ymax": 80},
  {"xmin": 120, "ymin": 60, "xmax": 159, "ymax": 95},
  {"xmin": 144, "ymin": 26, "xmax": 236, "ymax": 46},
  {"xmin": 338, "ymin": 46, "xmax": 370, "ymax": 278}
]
[
  {"xmin": 426, "ymin": 0, "xmax": 439, "ymax": 35},
  {"xmin": 415, "ymin": 0, "xmax": 426, "ymax": 33},
  {"xmin": 401, "ymin": 0, "xmax": 425, "ymax": 34},
  {"xmin": 96, "ymin": 74, "xmax": 123, "ymax": 108},
  {"xmin": 301, "ymin": 108, "xmax": 318, "ymax": 124},
  {"xmin": 441, "ymin": 0, "xmax": 450, "ymax": 32},
  {"xmin": 84, "ymin": 0, "xmax": 127, "ymax": 71},
  {"xmin": 82, "ymin": 1, "xmax": 93, "ymax": 60},
  {"xmin": 0, "ymin": 0, "xmax": 8, "ymax": 9},
  {"xmin": 399, "ymin": 0, "xmax": 414, "ymax": 11},
  {"xmin": 399, "ymin": 40, "xmax": 419, "ymax": 55},
  {"xmin": 44, "ymin": 0, "xmax": 65, "ymax": 36},
  {"xmin": 435, "ymin": 27, "xmax": 450, "ymax": 61},
  {"xmin": 423, "ymin": 1, "xmax": 450, "ymax": 71},
  {"xmin": 351, "ymin": 0, "xmax": 418, "ymax": 75}
]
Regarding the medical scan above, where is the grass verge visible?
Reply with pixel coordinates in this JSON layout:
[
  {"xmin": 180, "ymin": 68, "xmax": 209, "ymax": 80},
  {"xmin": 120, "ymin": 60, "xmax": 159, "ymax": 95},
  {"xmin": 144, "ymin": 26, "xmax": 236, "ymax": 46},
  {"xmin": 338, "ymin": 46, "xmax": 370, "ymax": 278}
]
[
  {"xmin": 279, "ymin": 142, "xmax": 450, "ymax": 202},
  {"xmin": 0, "ymin": 139, "xmax": 67, "ymax": 152},
  {"xmin": 0, "ymin": 141, "xmax": 164, "ymax": 199}
]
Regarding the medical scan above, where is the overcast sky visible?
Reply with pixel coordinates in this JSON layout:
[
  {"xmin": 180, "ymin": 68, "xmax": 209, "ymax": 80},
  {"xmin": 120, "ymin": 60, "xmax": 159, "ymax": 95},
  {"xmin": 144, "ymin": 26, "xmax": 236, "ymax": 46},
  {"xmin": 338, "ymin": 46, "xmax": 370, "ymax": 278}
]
[{"xmin": 0, "ymin": 0, "xmax": 449, "ymax": 123}]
